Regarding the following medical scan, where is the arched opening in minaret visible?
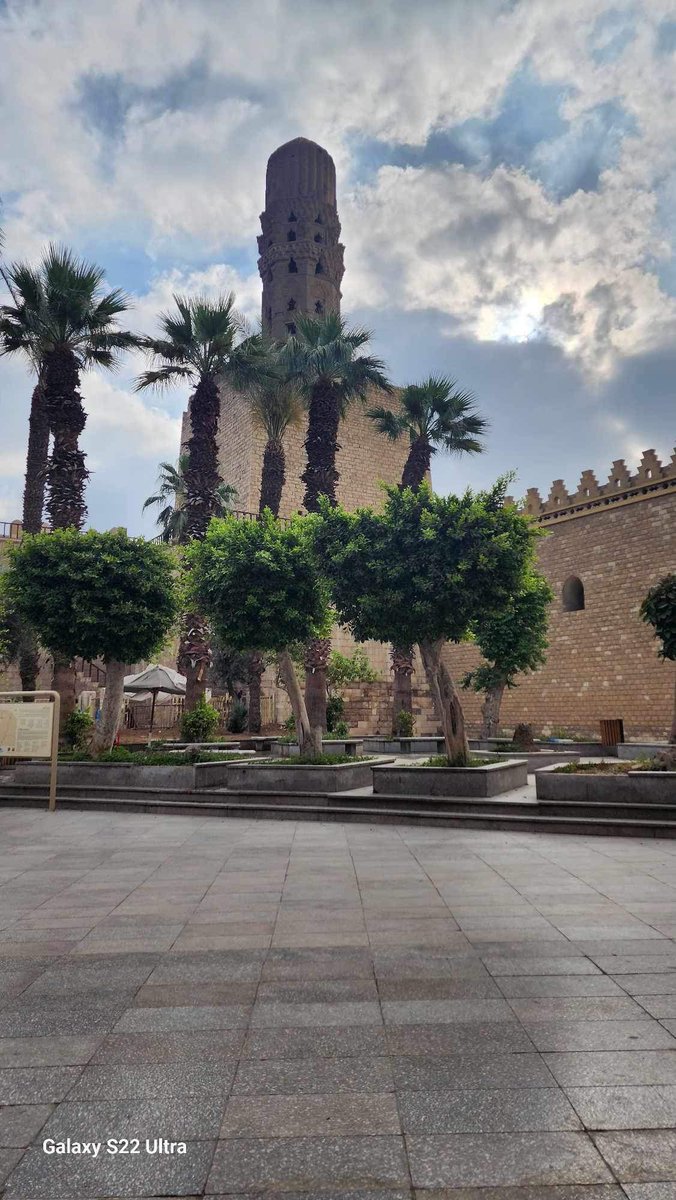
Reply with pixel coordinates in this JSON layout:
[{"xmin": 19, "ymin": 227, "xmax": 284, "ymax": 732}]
[
  {"xmin": 288, "ymin": 211, "xmax": 297, "ymax": 221},
  {"xmin": 315, "ymin": 260, "xmax": 324, "ymax": 275},
  {"xmin": 267, "ymin": 269, "xmax": 273, "ymax": 282},
  {"xmin": 287, "ymin": 298, "xmax": 296, "ymax": 310},
  {"xmin": 315, "ymin": 301, "xmax": 324, "ymax": 314},
  {"xmin": 314, "ymin": 233, "xmax": 322, "ymax": 243},
  {"xmin": 288, "ymin": 258, "xmax": 298, "ymax": 273},
  {"xmin": 315, "ymin": 213, "xmax": 323, "ymax": 223},
  {"xmin": 287, "ymin": 230, "xmax": 296, "ymax": 242},
  {"xmin": 286, "ymin": 322, "xmax": 296, "ymax": 336}
]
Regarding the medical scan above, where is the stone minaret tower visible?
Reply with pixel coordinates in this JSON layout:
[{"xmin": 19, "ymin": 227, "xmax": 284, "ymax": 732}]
[{"xmin": 257, "ymin": 138, "xmax": 344, "ymax": 340}]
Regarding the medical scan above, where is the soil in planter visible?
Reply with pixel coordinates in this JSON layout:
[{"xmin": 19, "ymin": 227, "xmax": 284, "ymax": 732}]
[
  {"xmin": 555, "ymin": 750, "xmax": 676, "ymax": 774},
  {"xmin": 422, "ymin": 754, "xmax": 504, "ymax": 768},
  {"xmin": 59, "ymin": 748, "xmax": 252, "ymax": 766},
  {"xmin": 267, "ymin": 754, "xmax": 373, "ymax": 766}
]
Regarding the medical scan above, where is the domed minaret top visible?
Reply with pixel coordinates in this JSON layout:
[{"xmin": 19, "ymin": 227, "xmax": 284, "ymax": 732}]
[{"xmin": 258, "ymin": 137, "xmax": 344, "ymax": 340}]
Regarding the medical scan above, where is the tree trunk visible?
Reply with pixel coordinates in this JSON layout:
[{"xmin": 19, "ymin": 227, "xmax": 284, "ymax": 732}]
[
  {"xmin": 301, "ymin": 381, "xmax": 341, "ymax": 512},
  {"xmin": 178, "ymin": 612, "xmax": 212, "ymax": 710},
  {"xmin": 23, "ymin": 382, "xmax": 49, "ymax": 534},
  {"xmin": 402, "ymin": 437, "xmax": 432, "ymax": 491},
  {"xmin": 480, "ymin": 682, "xmax": 506, "ymax": 738},
  {"xmin": 278, "ymin": 650, "xmax": 321, "ymax": 756},
  {"xmin": 52, "ymin": 652, "xmax": 77, "ymax": 736},
  {"xmin": 184, "ymin": 376, "xmax": 222, "ymax": 541},
  {"xmin": 670, "ymin": 670, "xmax": 676, "ymax": 745},
  {"xmin": 419, "ymin": 638, "xmax": 469, "ymax": 765},
  {"xmin": 391, "ymin": 644, "xmax": 414, "ymax": 733},
  {"xmin": 304, "ymin": 636, "xmax": 330, "ymax": 732},
  {"xmin": 247, "ymin": 652, "xmax": 264, "ymax": 733},
  {"xmin": 259, "ymin": 438, "xmax": 285, "ymax": 516},
  {"xmin": 91, "ymin": 659, "xmax": 126, "ymax": 754},
  {"xmin": 43, "ymin": 347, "xmax": 89, "ymax": 530}
]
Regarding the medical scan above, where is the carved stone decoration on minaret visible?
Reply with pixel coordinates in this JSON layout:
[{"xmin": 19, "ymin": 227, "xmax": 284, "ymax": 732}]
[{"xmin": 258, "ymin": 137, "xmax": 345, "ymax": 340}]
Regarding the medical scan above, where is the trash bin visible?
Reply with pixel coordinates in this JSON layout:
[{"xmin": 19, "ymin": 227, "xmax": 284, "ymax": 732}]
[{"xmin": 600, "ymin": 718, "xmax": 624, "ymax": 746}]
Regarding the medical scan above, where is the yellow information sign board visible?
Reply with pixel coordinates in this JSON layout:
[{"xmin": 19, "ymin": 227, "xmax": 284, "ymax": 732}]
[{"xmin": 0, "ymin": 692, "xmax": 60, "ymax": 811}]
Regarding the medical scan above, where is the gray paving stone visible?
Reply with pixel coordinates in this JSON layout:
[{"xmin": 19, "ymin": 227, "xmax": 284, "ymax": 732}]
[
  {"xmin": 592, "ymin": 956, "xmax": 676, "ymax": 975},
  {"xmin": 592, "ymin": 1130, "xmax": 676, "ymax": 1181},
  {"xmin": 256, "ymin": 978, "xmax": 379, "ymax": 1002},
  {"xmin": 232, "ymin": 1056, "xmax": 394, "ymax": 1094},
  {"xmin": 3, "ymin": 1136, "xmax": 215, "ymax": 1197},
  {"xmin": 0, "ymin": 1104, "xmax": 52, "ymax": 1146},
  {"xmin": 496, "ymin": 976, "xmax": 626, "ymax": 999},
  {"xmin": 384, "ymin": 1022, "xmax": 535, "ymax": 1056},
  {"xmin": 622, "ymin": 1186, "xmax": 676, "ymax": 1200},
  {"xmin": 399, "ymin": 1087, "xmax": 580, "ymax": 1133},
  {"xmin": 0, "ymin": 1148, "xmax": 23, "ymax": 1190},
  {"xmin": 39, "ymin": 1094, "xmax": 226, "ymax": 1140},
  {"xmin": 378, "ymin": 976, "xmax": 502, "ymax": 1000},
  {"xmin": 614, "ymin": 974, "xmax": 676, "ymax": 995},
  {"xmin": 524, "ymin": 1020, "xmax": 676, "ymax": 1052},
  {"xmin": 251, "ymin": 1001, "xmax": 383, "ymax": 1027},
  {"xmin": 0, "ymin": 995, "xmax": 132, "ymax": 1037},
  {"xmin": 0, "ymin": 1066, "xmax": 81, "ymax": 1103},
  {"xmin": 482, "ymin": 957, "xmax": 602, "ymax": 977},
  {"xmin": 65, "ymin": 1061, "xmax": 236, "ymax": 1101},
  {"xmin": 0, "ymin": 1034, "xmax": 102, "ymax": 1067},
  {"xmin": 261, "ymin": 948, "xmax": 374, "ymax": 980},
  {"xmin": 133, "ymin": 981, "xmax": 257, "ymax": 1007},
  {"xmin": 147, "ymin": 951, "xmax": 264, "ymax": 984},
  {"xmin": 392, "ymin": 1053, "xmax": 555, "ymax": 1091},
  {"xmin": 114, "ymin": 1004, "xmax": 250, "ymax": 1032},
  {"xmin": 633, "ymin": 995, "xmax": 676, "ymax": 1018},
  {"xmin": 407, "ymin": 1131, "xmax": 613, "ymax": 1188},
  {"xmin": 206, "ymin": 1135, "xmax": 409, "ymax": 1192},
  {"xmin": 242, "ymin": 1025, "xmax": 387, "ymax": 1059},
  {"xmin": 545, "ymin": 1051, "xmax": 676, "ymax": 1087},
  {"xmin": 91, "ymin": 1030, "xmax": 244, "ymax": 1064},
  {"xmin": 221, "ymin": 1092, "xmax": 401, "ymax": 1136},
  {"xmin": 567, "ymin": 1085, "xmax": 676, "ymax": 1130},
  {"xmin": 21, "ymin": 955, "xmax": 158, "ymax": 996},
  {"xmin": 410, "ymin": 1188, "xmax": 624, "ymax": 1200},
  {"xmin": 508, "ymin": 997, "xmax": 646, "ymax": 1022},
  {"xmin": 382, "ymin": 998, "xmax": 516, "ymax": 1024}
]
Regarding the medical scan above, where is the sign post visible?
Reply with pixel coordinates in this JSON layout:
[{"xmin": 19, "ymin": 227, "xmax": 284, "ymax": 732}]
[{"xmin": 0, "ymin": 691, "xmax": 60, "ymax": 811}]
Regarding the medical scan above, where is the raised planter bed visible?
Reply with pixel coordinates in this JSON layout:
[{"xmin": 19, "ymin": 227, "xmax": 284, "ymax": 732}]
[
  {"xmin": 363, "ymin": 736, "xmax": 446, "ymax": 755},
  {"xmin": 222, "ymin": 756, "xmax": 392, "ymax": 793},
  {"xmin": 535, "ymin": 763, "xmax": 676, "ymax": 804},
  {"xmin": 476, "ymin": 750, "xmax": 582, "ymax": 772},
  {"xmin": 372, "ymin": 759, "xmax": 527, "ymax": 798},
  {"xmin": 471, "ymin": 738, "xmax": 610, "ymax": 757},
  {"xmin": 15, "ymin": 756, "xmax": 256, "ymax": 792},
  {"xmin": 616, "ymin": 742, "xmax": 671, "ymax": 761},
  {"xmin": 277, "ymin": 739, "xmax": 363, "ymax": 758}
]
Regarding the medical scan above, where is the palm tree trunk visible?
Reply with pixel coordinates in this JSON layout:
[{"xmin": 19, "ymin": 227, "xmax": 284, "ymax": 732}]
[
  {"xmin": 259, "ymin": 438, "xmax": 286, "ymax": 516},
  {"xmin": 419, "ymin": 638, "xmax": 469, "ymax": 765},
  {"xmin": 43, "ymin": 347, "xmax": 89, "ymax": 530},
  {"xmin": 302, "ymin": 381, "xmax": 340, "ymax": 732},
  {"xmin": 402, "ymin": 436, "xmax": 432, "ymax": 491},
  {"xmin": 670, "ymin": 669, "xmax": 676, "ymax": 745},
  {"xmin": 19, "ymin": 382, "xmax": 49, "ymax": 694},
  {"xmin": 184, "ymin": 376, "xmax": 222, "ymax": 540},
  {"xmin": 91, "ymin": 659, "xmax": 126, "ymax": 754},
  {"xmin": 178, "ymin": 613, "xmax": 212, "ymax": 711},
  {"xmin": 391, "ymin": 644, "xmax": 414, "ymax": 734},
  {"xmin": 247, "ymin": 651, "xmax": 264, "ymax": 733}
]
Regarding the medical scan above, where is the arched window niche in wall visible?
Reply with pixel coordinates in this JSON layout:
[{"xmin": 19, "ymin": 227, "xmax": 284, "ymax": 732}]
[{"xmin": 562, "ymin": 576, "xmax": 585, "ymax": 612}]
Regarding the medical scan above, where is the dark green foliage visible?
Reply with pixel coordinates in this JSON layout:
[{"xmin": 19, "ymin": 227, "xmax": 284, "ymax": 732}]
[
  {"xmin": 5, "ymin": 529, "xmax": 178, "ymax": 664},
  {"xmin": 0, "ymin": 584, "xmax": 21, "ymax": 667},
  {"xmin": 60, "ymin": 746, "xmax": 247, "ymax": 765},
  {"xmin": 462, "ymin": 570, "xmax": 552, "ymax": 693},
  {"xmin": 641, "ymin": 574, "xmax": 676, "ymax": 661},
  {"xmin": 314, "ymin": 481, "xmax": 536, "ymax": 648},
  {"xmin": 269, "ymin": 753, "xmax": 370, "ymax": 765},
  {"xmin": 180, "ymin": 697, "xmax": 219, "ymax": 743},
  {"xmin": 332, "ymin": 720, "xmax": 349, "ymax": 738},
  {"xmin": 64, "ymin": 708, "xmax": 93, "ymax": 751},
  {"xmin": 143, "ymin": 454, "xmax": 237, "ymax": 544},
  {"xmin": 186, "ymin": 512, "xmax": 330, "ymax": 654},
  {"xmin": 394, "ymin": 710, "xmax": 415, "ymax": 737},
  {"xmin": 226, "ymin": 699, "xmax": 248, "ymax": 733},
  {"xmin": 326, "ymin": 693, "xmax": 345, "ymax": 733},
  {"xmin": 423, "ymin": 754, "xmax": 503, "ymax": 767}
]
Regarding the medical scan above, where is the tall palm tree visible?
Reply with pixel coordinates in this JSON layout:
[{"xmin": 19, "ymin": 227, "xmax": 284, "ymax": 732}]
[
  {"xmin": 1, "ymin": 247, "xmax": 135, "ymax": 708},
  {"xmin": 368, "ymin": 376, "xmax": 487, "ymax": 734},
  {"xmin": 1, "ymin": 247, "xmax": 137, "ymax": 531},
  {"xmin": 251, "ymin": 375, "xmax": 302, "ymax": 517},
  {"xmin": 281, "ymin": 313, "xmax": 391, "ymax": 729},
  {"xmin": 143, "ymin": 454, "xmax": 237, "ymax": 544},
  {"xmin": 137, "ymin": 293, "xmax": 268, "ymax": 708}
]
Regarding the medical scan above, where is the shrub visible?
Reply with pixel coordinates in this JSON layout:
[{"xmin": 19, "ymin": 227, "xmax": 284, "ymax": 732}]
[
  {"xmin": 180, "ymin": 697, "xmax": 219, "ymax": 743},
  {"xmin": 64, "ymin": 708, "xmax": 94, "ymax": 751},
  {"xmin": 640, "ymin": 748, "xmax": 676, "ymax": 772},
  {"xmin": 226, "ymin": 700, "xmax": 248, "ymax": 733},
  {"xmin": 326, "ymin": 694, "xmax": 345, "ymax": 733},
  {"xmin": 332, "ymin": 720, "xmax": 349, "ymax": 738},
  {"xmin": 393, "ymin": 709, "xmax": 415, "ymax": 737}
]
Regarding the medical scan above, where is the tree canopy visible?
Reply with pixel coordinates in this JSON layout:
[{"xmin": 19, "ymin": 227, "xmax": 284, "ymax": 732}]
[
  {"xmin": 641, "ymin": 573, "xmax": 676, "ymax": 662},
  {"xmin": 6, "ymin": 529, "xmax": 178, "ymax": 665},
  {"xmin": 463, "ymin": 568, "xmax": 552, "ymax": 694}
]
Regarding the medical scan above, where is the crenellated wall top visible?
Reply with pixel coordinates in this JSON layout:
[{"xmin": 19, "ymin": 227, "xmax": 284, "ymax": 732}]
[{"xmin": 505, "ymin": 448, "xmax": 676, "ymax": 523}]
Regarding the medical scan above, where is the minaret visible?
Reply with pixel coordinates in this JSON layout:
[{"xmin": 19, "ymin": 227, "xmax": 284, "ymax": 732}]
[{"xmin": 257, "ymin": 138, "xmax": 345, "ymax": 340}]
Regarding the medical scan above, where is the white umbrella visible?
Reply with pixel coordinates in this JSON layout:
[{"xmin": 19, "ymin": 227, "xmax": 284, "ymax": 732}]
[{"xmin": 124, "ymin": 665, "xmax": 186, "ymax": 741}]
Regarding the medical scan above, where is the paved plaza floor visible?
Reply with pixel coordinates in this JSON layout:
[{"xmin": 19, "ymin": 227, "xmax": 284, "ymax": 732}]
[{"xmin": 1, "ymin": 809, "xmax": 676, "ymax": 1197}]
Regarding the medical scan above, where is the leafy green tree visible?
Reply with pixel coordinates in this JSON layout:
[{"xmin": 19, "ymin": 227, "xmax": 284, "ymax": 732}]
[
  {"xmin": 462, "ymin": 569, "xmax": 552, "ymax": 737},
  {"xmin": 6, "ymin": 530, "xmax": 178, "ymax": 752},
  {"xmin": 314, "ymin": 482, "xmax": 537, "ymax": 764},
  {"xmin": 368, "ymin": 374, "xmax": 488, "ymax": 733},
  {"xmin": 640, "ymin": 573, "xmax": 676, "ymax": 743},
  {"xmin": 186, "ymin": 513, "xmax": 330, "ymax": 755},
  {"xmin": 143, "ymin": 454, "xmax": 237, "ymax": 544},
  {"xmin": 0, "ymin": 583, "xmax": 21, "ymax": 670},
  {"xmin": 280, "ymin": 312, "xmax": 391, "ymax": 731}
]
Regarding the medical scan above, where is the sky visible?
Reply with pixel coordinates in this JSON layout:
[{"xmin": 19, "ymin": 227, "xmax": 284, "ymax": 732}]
[{"xmin": 1, "ymin": 0, "xmax": 675, "ymax": 536}]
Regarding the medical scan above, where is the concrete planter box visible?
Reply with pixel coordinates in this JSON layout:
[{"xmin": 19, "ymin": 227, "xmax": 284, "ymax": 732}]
[
  {"xmin": 471, "ymin": 738, "xmax": 608, "ymax": 757},
  {"xmin": 372, "ymin": 759, "xmax": 527, "ymax": 798},
  {"xmin": 277, "ymin": 739, "xmax": 363, "ymax": 758},
  {"xmin": 617, "ymin": 742, "xmax": 671, "ymax": 761},
  {"xmin": 223, "ymin": 757, "xmax": 391, "ymax": 793},
  {"xmin": 16, "ymin": 757, "xmax": 255, "ymax": 791},
  {"xmin": 475, "ymin": 750, "xmax": 582, "ymax": 772},
  {"xmin": 535, "ymin": 763, "xmax": 676, "ymax": 804},
  {"xmin": 364, "ymin": 736, "xmax": 446, "ymax": 755}
]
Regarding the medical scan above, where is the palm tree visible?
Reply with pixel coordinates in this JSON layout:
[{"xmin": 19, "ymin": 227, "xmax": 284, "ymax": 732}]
[
  {"xmin": 137, "ymin": 293, "xmax": 268, "ymax": 709},
  {"xmin": 281, "ymin": 312, "xmax": 391, "ymax": 730},
  {"xmin": 368, "ymin": 375, "xmax": 487, "ymax": 734},
  {"xmin": 143, "ymin": 454, "xmax": 237, "ymax": 544},
  {"xmin": 251, "ymin": 375, "xmax": 302, "ymax": 517},
  {"xmin": 1, "ymin": 247, "xmax": 137, "ymax": 531}
]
